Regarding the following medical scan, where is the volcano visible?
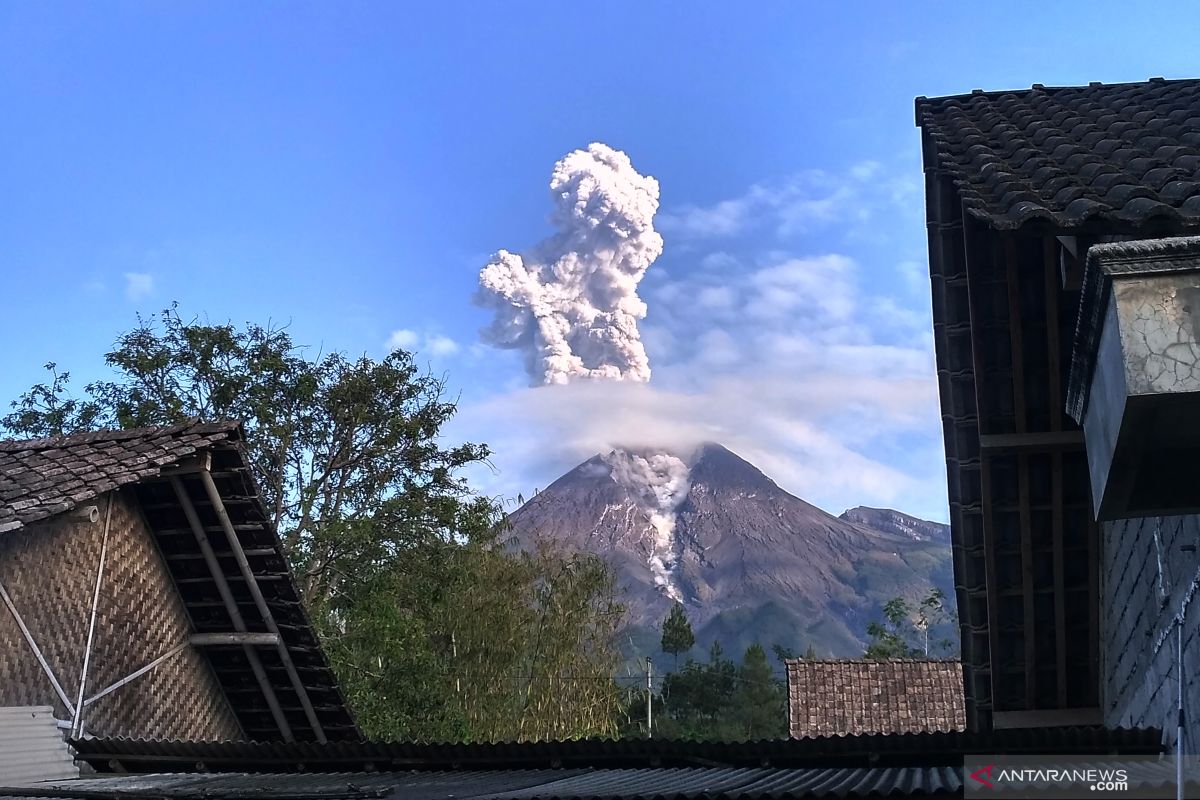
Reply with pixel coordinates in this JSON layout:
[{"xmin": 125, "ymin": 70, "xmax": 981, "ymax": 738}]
[{"xmin": 505, "ymin": 443, "xmax": 954, "ymax": 659}]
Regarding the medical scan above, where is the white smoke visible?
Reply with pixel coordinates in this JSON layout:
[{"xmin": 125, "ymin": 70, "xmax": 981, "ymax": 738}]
[
  {"xmin": 476, "ymin": 142, "xmax": 664, "ymax": 385},
  {"xmin": 602, "ymin": 449, "xmax": 691, "ymax": 602}
]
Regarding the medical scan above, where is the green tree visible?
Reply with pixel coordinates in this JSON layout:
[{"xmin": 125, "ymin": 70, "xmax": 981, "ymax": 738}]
[
  {"xmin": 864, "ymin": 597, "xmax": 922, "ymax": 659},
  {"xmin": 660, "ymin": 602, "xmax": 695, "ymax": 670},
  {"xmin": 731, "ymin": 643, "xmax": 786, "ymax": 740},
  {"xmin": 862, "ymin": 588, "xmax": 960, "ymax": 660},
  {"xmin": 915, "ymin": 587, "xmax": 958, "ymax": 657},
  {"xmin": 3, "ymin": 307, "xmax": 627, "ymax": 741}
]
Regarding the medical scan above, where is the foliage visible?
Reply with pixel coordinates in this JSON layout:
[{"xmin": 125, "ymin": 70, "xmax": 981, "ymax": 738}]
[
  {"xmin": 660, "ymin": 603, "xmax": 695, "ymax": 670},
  {"xmin": 863, "ymin": 587, "xmax": 959, "ymax": 659},
  {"xmin": 637, "ymin": 641, "xmax": 787, "ymax": 741},
  {"xmin": 3, "ymin": 307, "xmax": 627, "ymax": 741}
]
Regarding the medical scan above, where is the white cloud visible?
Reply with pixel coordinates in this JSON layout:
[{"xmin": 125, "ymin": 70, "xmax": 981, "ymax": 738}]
[
  {"xmin": 453, "ymin": 374, "xmax": 940, "ymax": 520},
  {"xmin": 123, "ymin": 272, "xmax": 154, "ymax": 301},
  {"xmin": 387, "ymin": 329, "xmax": 420, "ymax": 351},
  {"xmin": 387, "ymin": 329, "xmax": 460, "ymax": 358},
  {"xmin": 695, "ymin": 286, "xmax": 737, "ymax": 310},
  {"xmin": 657, "ymin": 160, "xmax": 918, "ymax": 243},
  {"xmin": 426, "ymin": 335, "xmax": 460, "ymax": 356},
  {"xmin": 455, "ymin": 249, "xmax": 945, "ymax": 520}
]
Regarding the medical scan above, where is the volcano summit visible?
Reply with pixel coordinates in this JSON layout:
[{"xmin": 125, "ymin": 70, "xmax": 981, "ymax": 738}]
[{"xmin": 506, "ymin": 443, "xmax": 954, "ymax": 658}]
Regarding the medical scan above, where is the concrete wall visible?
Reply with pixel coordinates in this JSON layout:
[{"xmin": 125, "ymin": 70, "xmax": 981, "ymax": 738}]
[
  {"xmin": 1101, "ymin": 514, "xmax": 1200, "ymax": 752},
  {"xmin": 0, "ymin": 490, "xmax": 243, "ymax": 741}
]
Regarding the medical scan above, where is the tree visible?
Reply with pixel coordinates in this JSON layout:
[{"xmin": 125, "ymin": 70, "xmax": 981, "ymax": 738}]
[
  {"xmin": 2, "ymin": 307, "xmax": 627, "ymax": 741},
  {"xmin": 2, "ymin": 307, "xmax": 494, "ymax": 605},
  {"xmin": 654, "ymin": 641, "xmax": 787, "ymax": 741},
  {"xmin": 660, "ymin": 602, "xmax": 695, "ymax": 670},
  {"xmin": 864, "ymin": 588, "xmax": 960, "ymax": 659},
  {"xmin": 731, "ymin": 643, "xmax": 786, "ymax": 740},
  {"xmin": 915, "ymin": 587, "xmax": 958, "ymax": 657},
  {"xmin": 864, "ymin": 597, "xmax": 922, "ymax": 659}
]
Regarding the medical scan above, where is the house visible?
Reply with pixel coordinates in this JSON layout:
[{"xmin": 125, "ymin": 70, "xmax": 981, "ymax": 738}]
[
  {"xmin": 785, "ymin": 659, "xmax": 965, "ymax": 738},
  {"xmin": 0, "ymin": 421, "xmax": 358, "ymax": 744},
  {"xmin": 916, "ymin": 77, "xmax": 1200, "ymax": 747}
]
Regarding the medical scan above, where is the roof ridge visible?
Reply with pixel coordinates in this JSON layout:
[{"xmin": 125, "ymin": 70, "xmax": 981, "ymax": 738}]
[
  {"xmin": 0, "ymin": 419, "xmax": 241, "ymax": 452},
  {"xmin": 915, "ymin": 76, "xmax": 1200, "ymax": 122}
]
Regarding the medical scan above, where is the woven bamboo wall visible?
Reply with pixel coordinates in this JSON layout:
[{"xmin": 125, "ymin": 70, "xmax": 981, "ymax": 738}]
[{"xmin": 0, "ymin": 490, "xmax": 243, "ymax": 741}]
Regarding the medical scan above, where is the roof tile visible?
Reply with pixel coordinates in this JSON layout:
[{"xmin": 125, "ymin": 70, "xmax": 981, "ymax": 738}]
[
  {"xmin": 917, "ymin": 79, "xmax": 1200, "ymax": 230},
  {"xmin": 0, "ymin": 421, "xmax": 241, "ymax": 533},
  {"xmin": 786, "ymin": 659, "xmax": 966, "ymax": 739}
]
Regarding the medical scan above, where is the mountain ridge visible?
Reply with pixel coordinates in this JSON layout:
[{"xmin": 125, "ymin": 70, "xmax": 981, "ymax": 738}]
[{"xmin": 507, "ymin": 442, "xmax": 954, "ymax": 658}]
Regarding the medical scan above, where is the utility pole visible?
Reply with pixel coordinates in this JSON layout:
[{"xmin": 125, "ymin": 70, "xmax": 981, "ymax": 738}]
[{"xmin": 645, "ymin": 657, "xmax": 653, "ymax": 739}]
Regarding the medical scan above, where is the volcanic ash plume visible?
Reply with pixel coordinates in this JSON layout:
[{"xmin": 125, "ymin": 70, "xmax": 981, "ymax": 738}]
[
  {"xmin": 477, "ymin": 143, "xmax": 664, "ymax": 386},
  {"xmin": 602, "ymin": 449, "xmax": 690, "ymax": 601}
]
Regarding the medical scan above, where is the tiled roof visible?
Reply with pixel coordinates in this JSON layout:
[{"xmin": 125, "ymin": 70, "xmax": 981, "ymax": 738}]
[
  {"xmin": 915, "ymin": 78, "xmax": 1200, "ymax": 230},
  {"xmin": 0, "ymin": 766, "xmax": 967, "ymax": 800},
  {"xmin": 786, "ymin": 659, "xmax": 966, "ymax": 738},
  {"xmin": 0, "ymin": 421, "xmax": 240, "ymax": 533}
]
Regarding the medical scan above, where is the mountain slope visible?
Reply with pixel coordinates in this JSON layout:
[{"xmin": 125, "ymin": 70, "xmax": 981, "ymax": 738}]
[{"xmin": 507, "ymin": 443, "xmax": 954, "ymax": 658}]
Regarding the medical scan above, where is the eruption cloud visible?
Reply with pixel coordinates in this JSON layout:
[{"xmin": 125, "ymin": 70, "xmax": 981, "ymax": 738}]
[{"xmin": 476, "ymin": 143, "xmax": 664, "ymax": 386}]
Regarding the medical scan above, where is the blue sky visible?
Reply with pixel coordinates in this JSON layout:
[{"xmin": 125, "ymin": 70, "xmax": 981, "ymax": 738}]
[{"xmin": 3, "ymin": 2, "xmax": 1198, "ymax": 522}]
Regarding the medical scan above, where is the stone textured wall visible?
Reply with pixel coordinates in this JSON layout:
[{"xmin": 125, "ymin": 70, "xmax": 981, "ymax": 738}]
[
  {"xmin": 0, "ymin": 490, "xmax": 243, "ymax": 741},
  {"xmin": 1101, "ymin": 514, "xmax": 1200, "ymax": 751}
]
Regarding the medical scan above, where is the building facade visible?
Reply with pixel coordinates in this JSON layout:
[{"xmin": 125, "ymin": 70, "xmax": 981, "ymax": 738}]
[
  {"xmin": 917, "ymin": 77, "xmax": 1200, "ymax": 749},
  {"xmin": 0, "ymin": 421, "xmax": 357, "ymax": 743}
]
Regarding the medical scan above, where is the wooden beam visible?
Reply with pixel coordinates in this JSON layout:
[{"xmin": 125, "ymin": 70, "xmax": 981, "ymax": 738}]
[
  {"xmin": 170, "ymin": 476, "xmax": 294, "ymax": 743},
  {"xmin": 158, "ymin": 452, "xmax": 212, "ymax": 476},
  {"xmin": 979, "ymin": 432, "xmax": 1083, "ymax": 450},
  {"xmin": 1018, "ymin": 454, "xmax": 1036, "ymax": 708},
  {"xmin": 1006, "ymin": 234, "xmax": 1028, "ymax": 434},
  {"xmin": 198, "ymin": 470, "xmax": 327, "ymax": 744},
  {"xmin": 963, "ymin": 213, "xmax": 1002, "ymax": 717},
  {"xmin": 190, "ymin": 632, "xmax": 281, "ymax": 647},
  {"xmin": 1052, "ymin": 451, "xmax": 1068, "ymax": 707},
  {"xmin": 992, "ymin": 707, "xmax": 1102, "ymax": 729},
  {"xmin": 164, "ymin": 548, "xmax": 277, "ymax": 561},
  {"xmin": 1044, "ymin": 237, "xmax": 1064, "ymax": 432}
]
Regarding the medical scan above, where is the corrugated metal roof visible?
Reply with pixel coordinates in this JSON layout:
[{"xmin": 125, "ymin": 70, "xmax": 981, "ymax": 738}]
[
  {"xmin": 0, "ymin": 707, "xmax": 77, "ymax": 786},
  {"xmin": 0, "ymin": 766, "xmax": 963, "ymax": 799},
  {"xmin": 68, "ymin": 726, "xmax": 1163, "ymax": 775}
]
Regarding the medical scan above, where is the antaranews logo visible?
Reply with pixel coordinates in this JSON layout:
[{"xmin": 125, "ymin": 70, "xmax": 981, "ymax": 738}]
[
  {"xmin": 970, "ymin": 765, "xmax": 996, "ymax": 789},
  {"xmin": 983, "ymin": 767, "xmax": 1129, "ymax": 792},
  {"xmin": 963, "ymin": 757, "xmax": 1166, "ymax": 797}
]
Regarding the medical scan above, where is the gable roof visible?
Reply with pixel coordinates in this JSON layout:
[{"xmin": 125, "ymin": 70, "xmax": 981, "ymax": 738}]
[
  {"xmin": 915, "ymin": 78, "xmax": 1200, "ymax": 230},
  {"xmin": 0, "ymin": 421, "xmax": 358, "ymax": 743},
  {"xmin": 785, "ymin": 659, "xmax": 965, "ymax": 738},
  {"xmin": 0, "ymin": 421, "xmax": 242, "ymax": 534}
]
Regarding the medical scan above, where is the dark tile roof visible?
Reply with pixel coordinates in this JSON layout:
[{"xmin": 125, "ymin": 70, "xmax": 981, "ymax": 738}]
[
  {"xmin": 67, "ymin": 726, "xmax": 1163, "ymax": 774},
  {"xmin": 915, "ymin": 78, "xmax": 1200, "ymax": 230},
  {"xmin": 0, "ymin": 421, "xmax": 241, "ymax": 533},
  {"xmin": 786, "ymin": 660, "xmax": 966, "ymax": 738},
  {"xmin": 0, "ymin": 766, "xmax": 966, "ymax": 799}
]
